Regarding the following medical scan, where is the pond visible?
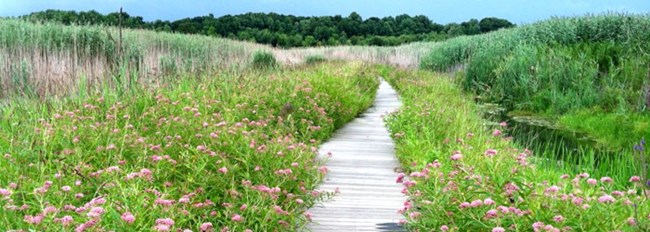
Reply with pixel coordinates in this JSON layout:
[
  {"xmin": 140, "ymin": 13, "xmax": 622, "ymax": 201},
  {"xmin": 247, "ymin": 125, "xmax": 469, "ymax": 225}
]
[{"xmin": 479, "ymin": 103, "xmax": 642, "ymax": 183}]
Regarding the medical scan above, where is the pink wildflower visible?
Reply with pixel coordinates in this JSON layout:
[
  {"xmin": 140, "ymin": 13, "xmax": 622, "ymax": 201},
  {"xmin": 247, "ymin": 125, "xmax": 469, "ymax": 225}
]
[
  {"xmin": 140, "ymin": 168, "xmax": 153, "ymax": 179},
  {"xmin": 427, "ymin": 160, "xmax": 441, "ymax": 168},
  {"xmin": 409, "ymin": 211, "xmax": 422, "ymax": 219},
  {"xmin": 440, "ymin": 225, "xmax": 450, "ymax": 231},
  {"xmin": 75, "ymin": 219, "xmax": 98, "ymax": 232},
  {"xmin": 545, "ymin": 185, "xmax": 560, "ymax": 194},
  {"xmin": 553, "ymin": 215, "xmax": 564, "ymax": 223},
  {"xmin": 201, "ymin": 222, "xmax": 214, "ymax": 231},
  {"xmin": 403, "ymin": 180, "xmax": 417, "ymax": 188},
  {"xmin": 318, "ymin": 166, "xmax": 328, "ymax": 174},
  {"xmin": 587, "ymin": 178, "xmax": 598, "ymax": 185},
  {"xmin": 155, "ymin": 218, "xmax": 175, "ymax": 226},
  {"xmin": 483, "ymin": 198, "xmax": 496, "ymax": 205},
  {"xmin": 459, "ymin": 202, "xmax": 471, "ymax": 209},
  {"xmin": 218, "ymin": 167, "xmax": 228, "ymax": 174},
  {"xmin": 600, "ymin": 177, "xmax": 613, "ymax": 184},
  {"xmin": 492, "ymin": 227, "xmax": 505, "ymax": 232},
  {"xmin": 61, "ymin": 186, "xmax": 71, "ymax": 192},
  {"xmin": 304, "ymin": 212, "xmax": 313, "ymax": 221},
  {"xmin": 598, "ymin": 195, "xmax": 615, "ymax": 203},
  {"xmin": 87, "ymin": 207, "xmax": 105, "ymax": 218},
  {"xmin": 628, "ymin": 217, "xmax": 637, "ymax": 226},
  {"xmin": 273, "ymin": 205, "xmax": 289, "ymax": 215},
  {"xmin": 611, "ymin": 191, "xmax": 625, "ymax": 197},
  {"xmin": 470, "ymin": 199, "xmax": 483, "ymax": 207},
  {"xmin": 485, "ymin": 209, "xmax": 499, "ymax": 219},
  {"xmin": 154, "ymin": 225, "xmax": 171, "ymax": 231},
  {"xmin": 0, "ymin": 188, "xmax": 12, "ymax": 196},
  {"xmin": 630, "ymin": 176, "xmax": 641, "ymax": 182},
  {"xmin": 24, "ymin": 214, "xmax": 44, "ymax": 225},
  {"xmin": 396, "ymin": 173, "xmax": 405, "ymax": 183},
  {"xmin": 59, "ymin": 215, "xmax": 74, "ymax": 226},
  {"xmin": 492, "ymin": 129, "xmax": 502, "ymax": 136},
  {"xmin": 571, "ymin": 197, "xmax": 584, "ymax": 205},
  {"xmin": 410, "ymin": 172, "xmax": 426, "ymax": 178},
  {"xmin": 484, "ymin": 149, "xmax": 498, "ymax": 157},
  {"xmin": 450, "ymin": 153, "xmax": 462, "ymax": 161},
  {"xmin": 231, "ymin": 214, "xmax": 243, "ymax": 222},
  {"xmin": 43, "ymin": 206, "xmax": 58, "ymax": 214},
  {"xmin": 179, "ymin": 196, "xmax": 190, "ymax": 204},
  {"xmin": 152, "ymin": 155, "xmax": 163, "ymax": 162},
  {"xmin": 155, "ymin": 198, "xmax": 175, "ymax": 206},
  {"xmin": 121, "ymin": 212, "xmax": 135, "ymax": 224}
]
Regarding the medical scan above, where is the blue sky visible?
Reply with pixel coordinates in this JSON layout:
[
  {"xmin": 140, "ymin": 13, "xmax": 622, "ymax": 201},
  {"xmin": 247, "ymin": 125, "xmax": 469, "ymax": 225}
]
[{"xmin": 1, "ymin": 0, "xmax": 649, "ymax": 24}]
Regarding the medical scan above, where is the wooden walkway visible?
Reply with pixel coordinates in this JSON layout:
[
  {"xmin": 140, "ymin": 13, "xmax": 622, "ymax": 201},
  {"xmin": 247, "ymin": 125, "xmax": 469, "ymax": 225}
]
[{"xmin": 307, "ymin": 80, "xmax": 406, "ymax": 231}]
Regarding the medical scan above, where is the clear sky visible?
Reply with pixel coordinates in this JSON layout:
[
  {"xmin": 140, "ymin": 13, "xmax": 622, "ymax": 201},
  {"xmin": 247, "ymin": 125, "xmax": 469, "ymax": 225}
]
[{"xmin": 1, "ymin": 0, "xmax": 649, "ymax": 24}]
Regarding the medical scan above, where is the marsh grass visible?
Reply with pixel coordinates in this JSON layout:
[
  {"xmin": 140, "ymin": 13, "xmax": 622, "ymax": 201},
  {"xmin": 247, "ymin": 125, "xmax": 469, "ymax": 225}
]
[
  {"xmin": 0, "ymin": 19, "xmax": 272, "ymax": 98},
  {"xmin": 420, "ymin": 13, "xmax": 650, "ymax": 161},
  {"xmin": 421, "ymin": 13, "xmax": 650, "ymax": 114},
  {"xmin": 275, "ymin": 42, "xmax": 437, "ymax": 69}
]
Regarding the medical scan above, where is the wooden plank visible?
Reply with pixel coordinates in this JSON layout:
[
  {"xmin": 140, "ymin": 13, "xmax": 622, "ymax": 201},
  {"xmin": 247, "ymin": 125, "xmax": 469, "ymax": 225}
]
[{"xmin": 306, "ymin": 80, "xmax": 406, "ymax": 232}]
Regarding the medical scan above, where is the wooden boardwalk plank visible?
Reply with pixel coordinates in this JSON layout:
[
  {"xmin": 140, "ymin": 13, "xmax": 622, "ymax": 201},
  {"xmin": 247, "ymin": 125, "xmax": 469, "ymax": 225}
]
[{"xmin": 306, "ymin": 80, "xmax": 405, "ymax": 232}]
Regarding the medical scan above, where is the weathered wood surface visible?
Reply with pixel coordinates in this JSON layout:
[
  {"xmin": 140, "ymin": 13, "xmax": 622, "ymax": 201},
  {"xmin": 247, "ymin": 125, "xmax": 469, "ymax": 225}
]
[{"xmin": 307, "ymin": 80, "xmax": 406, "ymax": 232}]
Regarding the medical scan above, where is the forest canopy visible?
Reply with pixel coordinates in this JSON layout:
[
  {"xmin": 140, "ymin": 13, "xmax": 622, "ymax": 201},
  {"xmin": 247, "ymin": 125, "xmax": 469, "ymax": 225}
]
[{"xmin": 22, "ymin": 9, "xmax": 515, "ymax": 47}]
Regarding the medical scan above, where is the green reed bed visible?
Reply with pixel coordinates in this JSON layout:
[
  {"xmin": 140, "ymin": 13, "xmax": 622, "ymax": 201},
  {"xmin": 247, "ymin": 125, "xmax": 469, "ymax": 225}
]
[
  {"xmin": 420, "ymin": 13, "xmax": 650, "ymax": 169},
  {"xmin": 0, "ymin": 62, "xmax": 379, "ymax": 231},
  {"xmin": 382, "ymin": 68, "xmax": 649, "ymax": 231}
]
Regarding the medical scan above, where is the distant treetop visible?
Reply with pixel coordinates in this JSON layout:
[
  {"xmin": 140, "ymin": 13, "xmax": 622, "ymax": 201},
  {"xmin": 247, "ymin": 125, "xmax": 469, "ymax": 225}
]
[{"xmin": 23, "ymin": 9, "xmax": 515, "ymax": 47}]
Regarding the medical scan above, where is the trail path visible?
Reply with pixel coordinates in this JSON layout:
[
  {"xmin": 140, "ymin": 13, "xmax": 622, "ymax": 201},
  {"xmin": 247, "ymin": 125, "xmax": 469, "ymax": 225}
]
[{"xmin": 307, "ymin": 80, "xmax": 406, "ymax": 232}]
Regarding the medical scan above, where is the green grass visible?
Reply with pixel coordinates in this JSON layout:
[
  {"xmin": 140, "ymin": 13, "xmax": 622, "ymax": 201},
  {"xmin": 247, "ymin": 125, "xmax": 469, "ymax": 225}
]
[
  {"xmin": 0, "ymin": 62, "xmax": 379, "ymax": 231},
  {"xmin": 558, "ymin": 110, "xmax": 650, "ymax": 149},
  {"xmin": 420, "ymin": 13, "xmax": 650, "ymax": 154},
  {"xmin": 382, "ymin": 67, "xmax": 649, "ymax": 231}
]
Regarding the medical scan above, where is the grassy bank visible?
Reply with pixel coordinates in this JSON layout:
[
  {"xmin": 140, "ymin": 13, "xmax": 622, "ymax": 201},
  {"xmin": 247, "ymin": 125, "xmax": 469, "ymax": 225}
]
[
  {"xmin": 383, "ymin": 68, "xmax": 649, "ymax": 231},
  {"xmin": 0, "ymin": 62, "xmax": 379, "ymax": 231},
  {"xmin": 420, "ymin": 13, "xmax": 650, "ymax": 152}
]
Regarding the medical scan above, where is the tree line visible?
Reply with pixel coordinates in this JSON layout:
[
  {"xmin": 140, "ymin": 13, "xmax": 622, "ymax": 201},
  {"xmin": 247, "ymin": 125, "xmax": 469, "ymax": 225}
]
[{"xmin": 23, "ymin": 9, "xmax": 515, "ymax": 47}]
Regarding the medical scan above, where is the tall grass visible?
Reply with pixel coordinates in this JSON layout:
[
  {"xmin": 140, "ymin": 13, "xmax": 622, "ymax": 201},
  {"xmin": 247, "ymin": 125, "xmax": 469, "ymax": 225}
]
[
  {"xmin": 421, "ymin": 13, "xmax": 650, "ymax": 114},
  {"xmin": 0, "ymin": 19, "xmax": 271, "ymax": 98},
  {"xmin": 420, "ymin": 13, "xmax": 650, "ymax": 154},
  {"xmin": 0, "ymin": 19, "xmax": 436, "ymax": 99},
  {"xmin": 275, "ymin": 42, "xmax": 437, "ymax": 69}
]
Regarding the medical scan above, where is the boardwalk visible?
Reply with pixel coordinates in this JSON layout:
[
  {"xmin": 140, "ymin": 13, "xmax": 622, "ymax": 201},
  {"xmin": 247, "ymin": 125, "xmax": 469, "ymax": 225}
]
[{"xmin": 307, "ymin": 80, "xmax": 406, "ymax": 232}]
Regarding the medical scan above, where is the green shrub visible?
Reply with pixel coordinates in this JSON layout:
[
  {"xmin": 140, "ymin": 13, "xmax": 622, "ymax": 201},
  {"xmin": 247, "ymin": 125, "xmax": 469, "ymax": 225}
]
[
  {"xmin": 252, "ymin": 51, "xmax": 277, "ymax": 69},
  {"xmin": 304, "ymin": 55, "xmax": 326, "ymax": 65}
]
